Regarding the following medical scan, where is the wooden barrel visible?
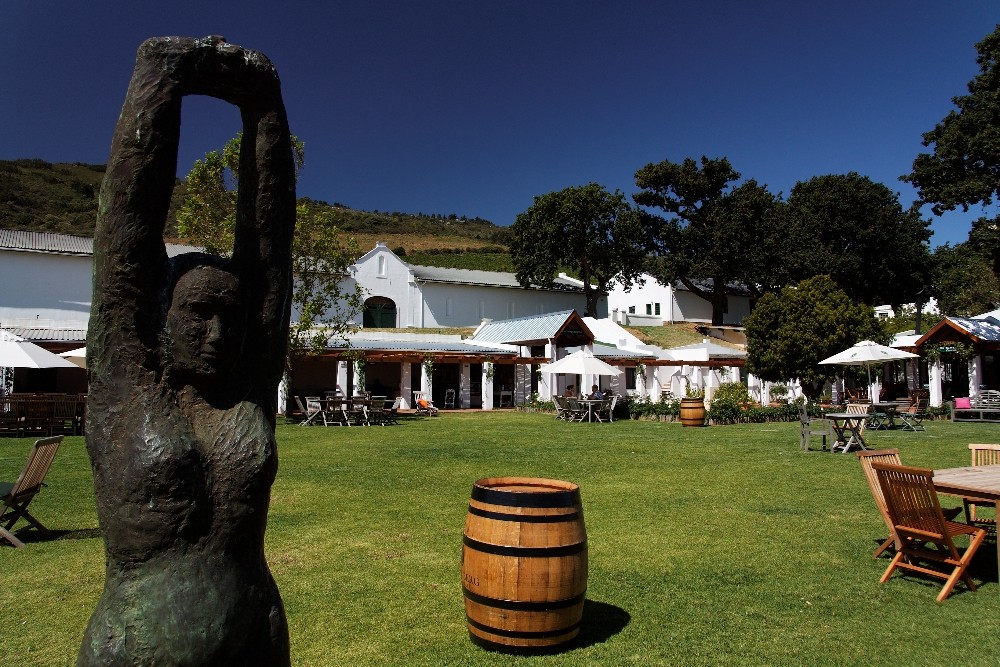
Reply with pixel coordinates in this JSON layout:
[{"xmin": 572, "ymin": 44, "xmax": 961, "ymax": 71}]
[
  {"xmin": 462, "ymin": 477, "xmax": 588, "ymax": 653},
  {"xmin": 679, "ymin": 397, "xmax": 706, "ymax": 427}
]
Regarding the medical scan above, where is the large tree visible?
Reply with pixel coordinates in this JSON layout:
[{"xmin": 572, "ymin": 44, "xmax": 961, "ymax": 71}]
[
  {"xmin": 510, "ymin": 183, "xmax": 646, "ymax": 316},
  {"xmin": 783, "ymin": 173, "xmax": 932, "ymax": 309},
  {"xmin": 905, "ymin": 24, "xmax": 1000, "ymax": 277},
  {"xmin": 177, "ymin": 134, "xmax": 363, "ymax": 380},
  {"xmin": 931, "ymin": 242, "xmax": 1000, "ymax": 317},
  {"xmin": 633, "ymin": 156, "xmax": 784, "ymax": 325},
  {"xmin": 744, "ymin": 275, "xmax": 886, "ymax": 399}
]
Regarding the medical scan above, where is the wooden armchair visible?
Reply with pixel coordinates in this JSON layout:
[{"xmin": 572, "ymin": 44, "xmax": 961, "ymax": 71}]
[
  {"xmin": 963, "ymin": 443, "xmax": 1000, "ymax": 529},
  {"xmin": 872, "ymin": 462, "xmax": 987, "ymax": 602},
  {"xmin": 1, "ymin": 436, "xmax": 64, "ymax": 548}
]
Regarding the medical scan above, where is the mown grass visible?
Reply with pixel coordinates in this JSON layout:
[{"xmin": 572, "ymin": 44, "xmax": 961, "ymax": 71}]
[{"xmin": 3, "ymin": 415, "xmax": 1000, "ymax": 665}]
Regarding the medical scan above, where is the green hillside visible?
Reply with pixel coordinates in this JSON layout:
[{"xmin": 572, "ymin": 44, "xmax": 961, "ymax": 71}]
[{"xmin": 0, "ymin": 159, "xmax": 511, "ymax": 264}]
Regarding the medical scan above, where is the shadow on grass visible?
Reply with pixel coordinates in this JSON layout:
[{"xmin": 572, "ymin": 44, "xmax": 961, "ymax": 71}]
[
  {"xmin": 572, "ymin": 599, "xmax": 631, "ymax": 649},
  {"xmin": 4, "ymin": 526, "xmax": 102, "ymax": 547}
]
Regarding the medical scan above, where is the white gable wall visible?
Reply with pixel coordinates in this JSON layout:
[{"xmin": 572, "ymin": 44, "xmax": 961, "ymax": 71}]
[{"xmin": 0, "ymin": 250, "xmax": 92, "ymax": 328}]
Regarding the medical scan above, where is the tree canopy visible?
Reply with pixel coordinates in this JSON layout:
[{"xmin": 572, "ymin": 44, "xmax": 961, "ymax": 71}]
[
  {"xmin": 930, "ymin": 241, "xmax": 1000, "ymax": 317},
  {"xmin": 783, "ymin": 172, "xmax": 932, "ymax": 309},
  {"xmin": 633, "ymin": 156, "xmax": 784, "ymax": 325},
  {"xmin": 744, "ymin": 275, "xmax": 886, "ymax": 399},
  {"xmin": 509, "ymin": 183, "xmax": 646, "ymax": 316},
  {"xmin": 177, "ymin": 134, "xmax": 362, "ymax": 376},
  {"xmin": 905, "ymin": 25, "xmax": 1000, "ymax": 216}
]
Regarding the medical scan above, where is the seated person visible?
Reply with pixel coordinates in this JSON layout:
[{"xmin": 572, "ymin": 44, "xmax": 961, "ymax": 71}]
[
  {"xmin": 564, "ymin": 385, "xmax": 576, "ymax": 397},
  {"xmin": 589, "ymin": 385, "xmax": 604, "ymax": 400}
]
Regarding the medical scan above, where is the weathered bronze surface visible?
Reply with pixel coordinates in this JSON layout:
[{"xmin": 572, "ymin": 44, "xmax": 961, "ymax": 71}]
[{"xmin": 78, "ymin": 36, "xmax": 295, "ymax": 666}]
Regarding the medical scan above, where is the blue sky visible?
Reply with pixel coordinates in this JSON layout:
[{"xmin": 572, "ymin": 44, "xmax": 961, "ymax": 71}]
[{"xmin": 2, "ymin": 2, "xmax": 997, "ymax": 248}]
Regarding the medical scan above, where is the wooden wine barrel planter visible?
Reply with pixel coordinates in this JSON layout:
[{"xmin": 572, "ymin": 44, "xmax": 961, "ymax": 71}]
[
  {"xmin": 461, "ymin": 477, "xmax": 588, "ymax": 653},
  {"xmin": 679, "ymin": 397, "xmax": 706, "ymax": 427}
]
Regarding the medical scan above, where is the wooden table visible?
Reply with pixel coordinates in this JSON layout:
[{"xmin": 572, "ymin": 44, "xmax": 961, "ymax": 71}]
[
  {"xmin": 934, "ymin": 464, "xmax": 1000, "ymax": 573},
  {"xmin": 825, "ymin": 413, "xmax": 868, "ymax": 454},
  {"xmin": 578, "ymin": 398, "xmax": 603, "ymax": 423}
]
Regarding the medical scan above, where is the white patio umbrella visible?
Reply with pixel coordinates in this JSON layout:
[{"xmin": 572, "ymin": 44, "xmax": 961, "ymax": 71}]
[
  {"xmin": 59, "ymin": 346, "xmax": 87, "ymax": 368},
  {"xmin": 539, "ymin": 350, "xmax": 623, "ymax": 377},
  {"xmin": 819, "ymin": 340, "xmax": 918, "ymax": 401},
  {"xmin": 0, "ymin": 329, "xmax": 80, "ymax": 369}
]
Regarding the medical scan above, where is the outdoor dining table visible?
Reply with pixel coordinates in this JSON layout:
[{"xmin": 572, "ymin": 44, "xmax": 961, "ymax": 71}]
[
  {"xmin": 578, "ymin": 398, "xmax": 603, "ymax": 423},
  {"xmin": 933, "ymin": 464, "xmax": 1000, "ymax": 575},
  {"xmin": 825, "ymin": 412, "xmax": 868, "ymax": 453}
]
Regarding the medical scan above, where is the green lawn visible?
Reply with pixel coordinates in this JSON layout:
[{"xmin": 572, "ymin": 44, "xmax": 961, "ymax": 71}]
[{"xmin": 4, "ymin": 415, "xmax": 1000, "ymax": 665}]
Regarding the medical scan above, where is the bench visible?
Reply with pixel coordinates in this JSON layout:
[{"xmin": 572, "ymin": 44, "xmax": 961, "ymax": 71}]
[{"xmin": 952, "ymin": 390, "xmax": 1000, "ymax": 422}]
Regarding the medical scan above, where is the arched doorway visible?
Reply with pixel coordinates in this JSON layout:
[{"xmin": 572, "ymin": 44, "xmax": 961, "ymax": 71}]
[{"xmin": 363, "ymin": 296, "xmax": 397, "ymax": 328}]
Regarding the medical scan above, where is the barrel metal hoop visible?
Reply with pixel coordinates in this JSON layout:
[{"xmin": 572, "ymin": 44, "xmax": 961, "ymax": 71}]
[
  {"xmin": 465, "ymin": 614, "xmax": 582, "ymax": 639},
  {"xmin": 467, "ymin": 504, "xmax": 580, "ymax": 523},
  {"xmin": 463, "ymin": 586, "xmax": 587, "ymax": 611},
  {"xmin": 463, "ymin": 535, "xmax": 586, "ymax": 558},
  {"xmin": 471, "ymin": 485, "xmax": 581, "ymax": 508}
]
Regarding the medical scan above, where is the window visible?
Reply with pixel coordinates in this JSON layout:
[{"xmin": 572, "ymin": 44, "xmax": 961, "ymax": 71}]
[
  {"xmin": 646, "ymin": 304, "xmax": 652, "ymax": 315},
  {"xmin": 625, "ymin": 367, "xmax": 636, "ymax": 390},
  {"xmin": 654, "ymin": 303, "xmax": 661, "ymax": 316},
  {"xmin": 628, "ymin": 306, "xmax": 635, "ymax": 314},
  {"xmin": 377, "ymin": 255, "xmax": 386, "ymax": 276}
]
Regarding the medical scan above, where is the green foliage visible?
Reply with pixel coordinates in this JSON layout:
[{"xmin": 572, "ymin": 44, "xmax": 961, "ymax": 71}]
[
  {"xmin": 176, "ymin": 134, "xmax": 363, "ymax": 369},
  {"xmin": 714, "ymin": 381, "xmax": 751, "ymax": 404},
  {"xmin": 510, "ymin": 183, "xmax": 646, "ymax": 316},
  {"xmin": 906, "ymin": 26, "xmax": 1000, "ymax": 216},
  {"xmin": 405, "ymin": 249, "xmax": 514, "ymax": 272},
  {"xmin": 744, "ymin": 275, "xmax": 885, "ymax": 399},
  {"xmin": 931, "ymin": 242, "xmax": 1000, "ymax": 316},
  {"xmin": 783, "ymin": 172, "xmax": 932, "ymax": 307},
  {"xmin": 634, "ymin": 156, "xmax": 785, "ymax": 323},
  {"xmin": 625, "ymin": 394, "xmax": 681, "ymax": 418}
]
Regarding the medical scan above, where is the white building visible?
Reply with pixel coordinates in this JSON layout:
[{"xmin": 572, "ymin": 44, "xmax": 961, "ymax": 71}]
[
  {"xmin": 348, "ymin": 242, "xmax": 605, "ymax": 328},
  {"xmin": 605, "ymin": 272, "xmax": 753, "ymax": 326}
]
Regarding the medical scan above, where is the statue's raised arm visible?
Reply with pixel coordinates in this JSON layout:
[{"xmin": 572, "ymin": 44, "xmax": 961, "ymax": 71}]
[{"xmin": 80, "ymin": 37, "xmax": 295, "ymax": 667}]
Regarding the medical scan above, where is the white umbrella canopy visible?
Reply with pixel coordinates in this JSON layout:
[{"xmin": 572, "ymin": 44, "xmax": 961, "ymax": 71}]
[
  {"xmin": 819, "ymin": 340, "xmax": 918, "ymax": 400},
  {"xmin": 59, "ymin": 346, "xmax": 87, "ymax": 369},
  {"xmin": 539, "ymin": 350, "xmax": 623, "ymax": 376},
  {"xmin": 0, "ymin": 329, "xmax": 80, "ymax": 369}
]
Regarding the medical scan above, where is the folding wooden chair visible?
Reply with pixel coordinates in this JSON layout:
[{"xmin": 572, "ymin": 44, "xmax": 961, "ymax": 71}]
[
  {"xmin": 963, "ymin": 444, "xmax": 1000, "ymax": 529},
  {"xmin": 899, "ymin": 394, "xmax": 929, "ymax": 432},
  {"xmin": 1, "ymin": 435, "xmax": 64, "ymax": 548},
  {"xmin": 856, "ymin": 449, "xmax": 904, "ymax": 558},
  {"xmin": 872, "ymin": 461, "xmax": 987, "ymax": 602}
]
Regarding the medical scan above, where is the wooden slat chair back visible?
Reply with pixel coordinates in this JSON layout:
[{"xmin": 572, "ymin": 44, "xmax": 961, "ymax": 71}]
[
  {"xmin": 1, "ymin": 435, "xmax": 64, "ymax": 548},
  {"xmin": 303, "ymin": 396, "xmax": 325, "ymax": 426},
  {"xmin": 552, "ymin": 395, "xmax": 571, "ymax": 421},
  {"xmin": 565, "ymin": 397, "xmax": 586, "ymax": 422},
  {"xmin": 871, "ymin": 461, "xmax": 987, "ymax": 602},
  {"xmin": 856, "ymin": 448, "xmax": 902, "ymax": 558},
  {"xmin": 963, "ymin": 443, "xmax": 1000, "ymax": 527}
]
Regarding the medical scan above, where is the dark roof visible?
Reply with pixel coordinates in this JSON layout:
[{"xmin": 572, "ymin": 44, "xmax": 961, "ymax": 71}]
[
  {"xmin": 408, "ymin": 264, "xmax": 584, "ymax": 292},
  {"xmin": 0, "ymin": 229, "xmax": 199, "ymax": 257}
]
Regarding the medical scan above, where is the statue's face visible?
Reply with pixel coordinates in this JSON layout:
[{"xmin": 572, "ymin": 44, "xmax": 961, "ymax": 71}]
[{"xmin": 166, "ymin": 266, "xmax": 244, "ymax": 381}]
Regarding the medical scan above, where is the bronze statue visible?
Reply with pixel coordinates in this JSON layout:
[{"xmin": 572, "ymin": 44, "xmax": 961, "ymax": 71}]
[{"xmin": 79, "ymin": 36, "xmax": 295, "ymax": 666}]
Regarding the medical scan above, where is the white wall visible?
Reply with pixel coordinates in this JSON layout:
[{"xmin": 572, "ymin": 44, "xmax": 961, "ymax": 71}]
[{"xmin": 0, "ymin": 251, "xmax": 92, "ymax": 328}]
